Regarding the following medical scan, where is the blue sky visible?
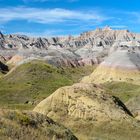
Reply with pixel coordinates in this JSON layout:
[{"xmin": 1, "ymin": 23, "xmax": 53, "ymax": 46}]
[{"xmin": 0, "ymin": 0, "xmax": 140, "ymax": 37}]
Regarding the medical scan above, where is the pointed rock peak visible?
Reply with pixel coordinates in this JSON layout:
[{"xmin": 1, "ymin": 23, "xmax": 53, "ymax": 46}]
[
  {"xmin": 102, "ymin": 26, "xmax": 112, "ymax": 31},
  {"xmin": 126, "ymin": 29, "xmax": 130, "ymax": 33},
  {"xmin": 95, "ymin": 27, "xmax": 102, "ymax": 31}
]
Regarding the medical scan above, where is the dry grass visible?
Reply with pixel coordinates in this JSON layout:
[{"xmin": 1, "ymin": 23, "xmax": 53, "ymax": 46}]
[{"xmin": 0, "ymin": 109, "xmax": 78, "ymax": 140}]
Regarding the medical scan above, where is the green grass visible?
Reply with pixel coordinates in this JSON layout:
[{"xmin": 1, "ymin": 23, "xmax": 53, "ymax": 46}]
[
  {"xmin": 76, "ymin": 120, "xmax": 140, "ymax": 140},
  {"xmin": 0, "ymin": 73, "xmax": 4, "ymax": 77},
  {"xmin": 103, "ymin": 82, "xmax": 140, "ymax": 103},
  {"xmin": 0, "ymin": 60, "xmax": 95, "ymax": 110}
]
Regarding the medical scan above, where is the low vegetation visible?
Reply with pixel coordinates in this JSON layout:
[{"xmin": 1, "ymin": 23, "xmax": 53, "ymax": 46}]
[
  {"xmin": 72, "ymin": 120, "xmax": 140, "ymax": 140},
  {"xmin": 104, "ymin": 82, "xmax": 140, "ymax": 103},
  {"xmin": 0, "ymin": 110, "xmax": 78, "ymax": 140},
  {"xmin": 0, "ymin": 60, "xmax": 95, "ymax": 110}
]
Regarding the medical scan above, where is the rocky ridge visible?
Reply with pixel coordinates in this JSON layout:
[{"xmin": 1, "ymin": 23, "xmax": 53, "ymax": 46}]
[{"xmin": 0, "ymin": 27, "xmax": 140, "ymax": 67}]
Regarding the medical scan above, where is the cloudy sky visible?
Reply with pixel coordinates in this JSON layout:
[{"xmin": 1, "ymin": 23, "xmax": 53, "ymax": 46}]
[{"xmin": 0, "ymin": 0, "xmax": 140, "ymax": 36}]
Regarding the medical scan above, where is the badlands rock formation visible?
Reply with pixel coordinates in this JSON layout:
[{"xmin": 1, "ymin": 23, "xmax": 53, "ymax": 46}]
[
  {"xmin": 34, "ymin": 83, "xmax": 134, "ymax": 139},
  {"xmin": 0, "ymin": 27, "xmax": 140, "ymax": 67},
  {"xmin": 81, "ymin": 50, "xmax": 140, "ymax": 85},
  {"xmin": 34, "ymin": 83, "xmax": 132, "ymax": 122}
]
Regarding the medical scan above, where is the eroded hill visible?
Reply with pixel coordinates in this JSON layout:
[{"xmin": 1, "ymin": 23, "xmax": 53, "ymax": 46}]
[{"xmin": 33, "ymin": 83, "xmax": 140, "ymax": 140}]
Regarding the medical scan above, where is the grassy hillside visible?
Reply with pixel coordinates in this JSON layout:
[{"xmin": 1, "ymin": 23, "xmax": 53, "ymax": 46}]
[
  {"xmin": 73, "ymin": 119, "xmax": 140, "ymax": 140},
  {"xmin": 0, "ymin": 60, "xmax": 95, "ymax": 110},
  {"xmin": 104, "ymin": 82, "xmax": 140, "ymax": 103},
  {"xmin": 0, "ymin": 109, "xmax": 77, "ymax": 140}
]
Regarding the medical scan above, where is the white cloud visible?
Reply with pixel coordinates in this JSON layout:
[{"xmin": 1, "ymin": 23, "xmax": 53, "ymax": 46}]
[
  {"xmin": 0, "ymin": 7, "xmax": 107, "ymax": 24},
  {"xmin": 14, "ymin": 29, "xmax": 65, "ymax": 37},
  {"xmin": 110, "ymin": 25, "xmax": 128, "ymax": 29}
]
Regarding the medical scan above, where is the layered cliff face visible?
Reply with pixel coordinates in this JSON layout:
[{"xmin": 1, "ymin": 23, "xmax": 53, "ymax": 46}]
[
  {"xmin": 0, "ymin": 27, "xmax": 140, "ymax": 67},
  {"xmin": 81, "ymin": 50, "xmax": 140, "ymax": 85},
  {"xmin": 1, "ymin": 27, "xmax": 140, "ymax": 50}
]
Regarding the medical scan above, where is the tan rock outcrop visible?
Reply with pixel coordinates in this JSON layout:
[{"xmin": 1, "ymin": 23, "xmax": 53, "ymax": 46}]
[
  {"xmin": 34, "ymin": 83, "xmax": 132, "ymax": 122},
  {"xmin": 7, "ymin": 55, "xmax": 24, "ymax": 65}
]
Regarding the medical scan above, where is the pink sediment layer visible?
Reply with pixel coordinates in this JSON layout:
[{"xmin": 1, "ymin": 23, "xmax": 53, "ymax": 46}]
[{"xmin": 101, "ymin": 63, "xmax": 140, "ymax": 71}]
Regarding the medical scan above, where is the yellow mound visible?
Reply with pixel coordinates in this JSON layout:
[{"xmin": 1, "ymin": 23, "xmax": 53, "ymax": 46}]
[
  {"xmin": 81, "ymin": 50, "xmax": 140, "ymax": 85},
  {"xmin": 34, "ymin": 83, "xmax": 132, "ymax": 122},
  {"xmin": 34, "ymin": 83, "xmax": 133, "ymax": 139},
  {"xmin": 81, "ymin": 65, "xmax": 140, "ymax": 85}
]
